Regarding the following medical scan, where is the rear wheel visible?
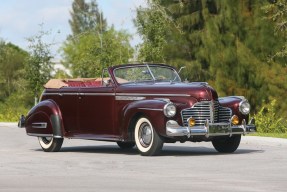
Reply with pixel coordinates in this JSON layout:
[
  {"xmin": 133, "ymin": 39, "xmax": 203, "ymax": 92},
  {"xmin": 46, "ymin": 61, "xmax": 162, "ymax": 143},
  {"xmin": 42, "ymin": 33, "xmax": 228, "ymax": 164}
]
[
  {"xmin": 212, "ymin": 135, "xmax": 241, "ymax": 153},
  {"xmin": 134, "ymin": 117, "xmax": 163, "ymax": 156},
  {"xmin": 38, "ymin": 137, "xmax": 63, "ymax": 152},
  {"xmin": 117, "ymin": 141, "xmax": 135, "ymax": 149}
]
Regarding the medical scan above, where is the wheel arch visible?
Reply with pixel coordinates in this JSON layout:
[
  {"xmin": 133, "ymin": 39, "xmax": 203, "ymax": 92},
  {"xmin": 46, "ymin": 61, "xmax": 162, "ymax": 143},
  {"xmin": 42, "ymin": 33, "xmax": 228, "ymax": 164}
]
[
  {"xmin": 120, "ymin": 99, "xmax": 168, "ymax": 141},
  {"xmin": 25, "ymin": 99, "xmax": 64, "ymax": 138}
]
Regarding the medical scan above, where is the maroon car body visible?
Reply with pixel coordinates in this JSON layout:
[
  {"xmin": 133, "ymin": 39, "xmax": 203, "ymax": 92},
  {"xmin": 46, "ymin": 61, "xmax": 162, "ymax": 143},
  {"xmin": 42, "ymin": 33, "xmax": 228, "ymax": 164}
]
[{"xmin": 19, "ymin": 64, "xmax": 256, "ymax": 156}]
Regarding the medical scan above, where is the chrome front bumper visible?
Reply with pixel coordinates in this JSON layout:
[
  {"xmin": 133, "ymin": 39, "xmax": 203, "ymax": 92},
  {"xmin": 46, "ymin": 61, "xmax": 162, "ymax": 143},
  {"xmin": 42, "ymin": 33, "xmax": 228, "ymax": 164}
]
[{"xmin": 166, "ymin": 119, "xmax": 256, "ymax": 138}]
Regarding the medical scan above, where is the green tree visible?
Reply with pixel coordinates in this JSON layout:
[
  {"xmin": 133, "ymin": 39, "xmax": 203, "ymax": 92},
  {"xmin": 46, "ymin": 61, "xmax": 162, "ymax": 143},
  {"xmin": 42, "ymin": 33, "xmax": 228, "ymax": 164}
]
[
  {"xmin": 262, "ymin": 0, "xmax": 287, "ymax": 60},
  {"xmin": 69, "ymin": 0, "xmax": 107, "ymax": 36},
  {"xmin": 25, "ymin": 26, "xmax": 54, "ymax": 104},
  {"xmin": 0, "ymin": 39, "xmax": 31, "ymax": 121},
  {"xmin": 63, "ymin": 27, "xmax": 133, "ymax": 77},
  {"xmin": 63, "ymin": 0, "xmax": 133, "ymax": 77},
  {"xmin": 135, "ymin": 0, "xmax": 287, "ymax": 117},
  {"xmin": 135, "ymin": 0, "xmax": 170, "ymax": 62},
  {"xmin": 0, "ymin": 40, "xmax": 28, "ymax": 101}
]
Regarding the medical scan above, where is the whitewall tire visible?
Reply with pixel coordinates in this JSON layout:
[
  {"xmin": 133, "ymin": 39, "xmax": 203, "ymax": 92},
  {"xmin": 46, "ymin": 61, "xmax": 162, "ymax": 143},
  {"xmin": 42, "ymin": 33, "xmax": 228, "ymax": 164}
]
[
  {"xmin": 134, "ymin": 117, "xmax": 163, "ymax": 156},
  {"xmin": 38, "ymin": 137, "xmax": 63, "ymax": 152}
]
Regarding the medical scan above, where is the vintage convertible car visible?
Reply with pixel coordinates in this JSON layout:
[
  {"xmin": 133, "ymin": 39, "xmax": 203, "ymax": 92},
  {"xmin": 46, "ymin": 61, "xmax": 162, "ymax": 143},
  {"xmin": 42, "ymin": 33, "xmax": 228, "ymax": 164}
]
[{"xmin": 19, "ymin": 63, "xmax": 256, "ymax": 156}]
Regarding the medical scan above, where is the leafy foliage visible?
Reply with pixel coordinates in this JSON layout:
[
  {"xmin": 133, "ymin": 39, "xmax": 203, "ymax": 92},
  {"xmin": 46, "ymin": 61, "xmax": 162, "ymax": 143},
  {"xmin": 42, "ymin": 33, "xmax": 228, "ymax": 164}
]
[
  {"xmin": 254, "ymin": 99, "xmax": 287, "ymax": 133},
  {"xmin": 135, "ymin": 0, "xmax": 287, "ymax": 117},
  {"xmin": 0, "ymin": 40, "xmax": 31, "ymax": 121},
  {"xmin": 69, "ymin": 0, "xmax": 107, "ymax": 36},
  {"xmin": 0, "ymin": 41, "xmax": 28, "ymax": 102},
  {"xmin": 25, "ymin": 26, "xmax": 54, "ymax": 101},
  {"xmin": 63, "ymin": 27, "xmax": 133, "ymax": 77},
  {"xmin": 262, "ymin": 0, "xmax": 287, "ymax": 60},
  {"xmin": 63, "ymin": 0, "xmax": 133, "ymax": 78},
  {"xmin": 0, "ymin": 93, "xmax": 29, "ymax": 122}
]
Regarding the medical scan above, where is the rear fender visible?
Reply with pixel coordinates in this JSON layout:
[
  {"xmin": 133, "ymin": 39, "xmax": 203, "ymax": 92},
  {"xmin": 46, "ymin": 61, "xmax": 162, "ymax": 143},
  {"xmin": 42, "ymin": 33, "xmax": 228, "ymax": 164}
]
[
  {"xmin": 120, "ymin": 99, "xmax": 169, "ymax": 140},
  {"xmin": 25, "ymin": 99, "xmax": 64, "ymax": 138}
]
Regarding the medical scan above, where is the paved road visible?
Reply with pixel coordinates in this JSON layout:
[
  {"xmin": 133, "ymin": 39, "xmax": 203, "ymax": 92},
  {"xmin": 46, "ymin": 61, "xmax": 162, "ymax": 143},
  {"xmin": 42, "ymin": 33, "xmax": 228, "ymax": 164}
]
[{"xmin": 1, "ymin": 123, "xmax": 287, "ymax": 192}]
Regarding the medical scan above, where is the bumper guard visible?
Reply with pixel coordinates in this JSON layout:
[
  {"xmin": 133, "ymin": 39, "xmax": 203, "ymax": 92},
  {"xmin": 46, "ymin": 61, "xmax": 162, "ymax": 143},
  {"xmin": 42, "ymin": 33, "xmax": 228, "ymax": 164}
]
[{"xmin": 166, "ymin": 118, "xmax": 256, "ymax": 138}]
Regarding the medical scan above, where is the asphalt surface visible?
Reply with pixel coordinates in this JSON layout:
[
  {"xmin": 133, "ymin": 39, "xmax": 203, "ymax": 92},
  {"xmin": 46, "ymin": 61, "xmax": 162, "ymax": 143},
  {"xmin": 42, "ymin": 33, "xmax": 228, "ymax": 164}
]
[{"xmin": 1, "ymin": 123, "xmax": 287, "ymax": 192}]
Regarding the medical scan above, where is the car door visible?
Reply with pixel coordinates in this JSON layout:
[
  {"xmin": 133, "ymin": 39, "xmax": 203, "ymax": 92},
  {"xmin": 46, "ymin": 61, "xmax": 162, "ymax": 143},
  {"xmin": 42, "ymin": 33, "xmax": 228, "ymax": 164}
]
[
  {"xmin": 58, "ymin": 87, "xmax": 79, "ymax": 135},
  {"xmin": 77, "ymin": 86, "xmax": 116, "ymax": 136}
]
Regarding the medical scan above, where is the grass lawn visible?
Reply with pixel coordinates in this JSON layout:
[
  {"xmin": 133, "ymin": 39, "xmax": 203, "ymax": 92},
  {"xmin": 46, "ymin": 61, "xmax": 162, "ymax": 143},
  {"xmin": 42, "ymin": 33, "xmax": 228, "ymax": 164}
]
[{"xmin": 248, "ymin": 133, "xmax": 287, "ymax": 139}]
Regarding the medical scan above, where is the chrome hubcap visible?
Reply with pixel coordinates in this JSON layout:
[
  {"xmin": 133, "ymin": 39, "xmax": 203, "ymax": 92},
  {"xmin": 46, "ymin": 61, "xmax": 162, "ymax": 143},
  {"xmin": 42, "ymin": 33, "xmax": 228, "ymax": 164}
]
[
  {"xmin": 139, "ymin": 122, "xmax": 152, "ymax": 148},
  {"xmin": 41, "ymin": 137, "xmax": 52, "ymax": 145}
]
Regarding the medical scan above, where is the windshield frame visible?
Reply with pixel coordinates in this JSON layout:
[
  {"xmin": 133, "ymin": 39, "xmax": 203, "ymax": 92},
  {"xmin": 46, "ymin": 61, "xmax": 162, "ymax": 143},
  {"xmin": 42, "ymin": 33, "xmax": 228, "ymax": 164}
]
[{"xmin": 112, "ymin": 64, "xmax": 182, "ymax": 85}]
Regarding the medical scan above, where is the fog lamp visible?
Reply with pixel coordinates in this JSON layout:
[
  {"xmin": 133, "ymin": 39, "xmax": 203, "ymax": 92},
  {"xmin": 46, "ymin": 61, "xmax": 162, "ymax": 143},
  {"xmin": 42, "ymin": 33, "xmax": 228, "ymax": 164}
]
[
  {"xmin": 231, "ymin": 115, "xmax": 239, "ymax": 125},
  {"xmin": 188, "ymin": 117, "xmax": 196, "ymax": 127}
]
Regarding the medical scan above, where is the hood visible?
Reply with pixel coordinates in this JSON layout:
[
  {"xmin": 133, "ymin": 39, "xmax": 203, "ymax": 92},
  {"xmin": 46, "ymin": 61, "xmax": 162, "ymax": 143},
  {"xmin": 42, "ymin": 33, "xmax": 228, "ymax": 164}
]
[{"xmin": 116, "ymin": 82, "xmax": 218, "ymax": 102}]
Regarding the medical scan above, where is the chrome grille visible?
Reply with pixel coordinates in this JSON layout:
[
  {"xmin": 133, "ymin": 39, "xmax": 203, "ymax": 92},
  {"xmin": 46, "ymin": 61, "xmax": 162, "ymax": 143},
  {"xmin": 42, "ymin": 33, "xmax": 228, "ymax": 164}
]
[{"xmin": 181, "ymin": 101, "xmax": 231, "ymax": 127}]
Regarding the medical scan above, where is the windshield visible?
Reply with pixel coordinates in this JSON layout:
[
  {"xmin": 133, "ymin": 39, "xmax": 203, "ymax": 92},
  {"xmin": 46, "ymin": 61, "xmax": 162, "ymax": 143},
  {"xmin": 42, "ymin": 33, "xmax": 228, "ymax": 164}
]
[{"xmin": 114, "ymin": 65, "xmax": 181, "ymax": 84}]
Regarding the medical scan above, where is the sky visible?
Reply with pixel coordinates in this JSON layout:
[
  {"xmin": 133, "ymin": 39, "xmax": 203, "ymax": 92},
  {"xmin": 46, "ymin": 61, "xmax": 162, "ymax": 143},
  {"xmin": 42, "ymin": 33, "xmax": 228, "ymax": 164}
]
[{"xmin": 0, "ymin": 0, "xmax": 147, "ymax": 61}]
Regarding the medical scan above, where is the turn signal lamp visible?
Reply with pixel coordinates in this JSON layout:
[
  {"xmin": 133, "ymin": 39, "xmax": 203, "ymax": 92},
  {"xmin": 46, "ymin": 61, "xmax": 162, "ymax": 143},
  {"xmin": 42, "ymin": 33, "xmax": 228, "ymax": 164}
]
[
  {"xmin": 188, "ymin": 118, "xmax": 196, "ymax": 127},
  {"xmin": 231, "ymin": 115, "xmax": 239, "ymax": 125}
]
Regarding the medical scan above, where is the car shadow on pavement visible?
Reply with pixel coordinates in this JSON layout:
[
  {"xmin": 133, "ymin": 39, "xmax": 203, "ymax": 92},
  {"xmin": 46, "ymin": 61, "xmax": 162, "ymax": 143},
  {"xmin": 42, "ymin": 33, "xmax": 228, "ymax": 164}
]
[
  {"xmin": 161, "ymin": 146, "xmax": 263, "ymax": 156},
  {"xmin": 35, "ymin": 145, "xmax": 263, "ymax": 156},
  {"xmin": 57, "ymin": 145, "xmax": 139, "ymax": 155}
]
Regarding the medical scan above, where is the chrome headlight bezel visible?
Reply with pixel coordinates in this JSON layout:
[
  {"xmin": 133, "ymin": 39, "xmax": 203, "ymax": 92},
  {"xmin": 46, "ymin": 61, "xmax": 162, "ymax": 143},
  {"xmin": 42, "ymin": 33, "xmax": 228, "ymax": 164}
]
[
  {"xmin": 239, "ymin": 100, "xmax": 250, "ymax": 115},
  {"xmin": 163, "ymin": 102, "xmax": 176, "ymax": 118}
]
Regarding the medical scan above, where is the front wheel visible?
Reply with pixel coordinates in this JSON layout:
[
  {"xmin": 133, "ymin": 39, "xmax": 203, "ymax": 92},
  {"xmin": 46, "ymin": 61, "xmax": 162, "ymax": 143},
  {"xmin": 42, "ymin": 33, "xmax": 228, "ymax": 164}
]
[
  {"xmin": 134, "ymin": 117, "xmax": 163, "ymax": 156},
  {"xmin": 212, "ymin": 135, "xmax": 241, "ymax": 153},
  {"xmin": 38, "ymin": 137, "xmax": 63, "ymax": 152}
]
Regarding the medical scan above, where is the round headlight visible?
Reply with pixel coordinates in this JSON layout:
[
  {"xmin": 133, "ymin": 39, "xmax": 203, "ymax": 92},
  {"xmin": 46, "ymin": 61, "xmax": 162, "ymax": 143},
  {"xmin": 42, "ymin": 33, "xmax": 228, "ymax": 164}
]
[
  {"xmin": 239, "ymin": 100, "xmax": 250, "ymax": 115},
  {"xmin": 164, "ymin": 103, "xmax": 176, "ymax": 117}
]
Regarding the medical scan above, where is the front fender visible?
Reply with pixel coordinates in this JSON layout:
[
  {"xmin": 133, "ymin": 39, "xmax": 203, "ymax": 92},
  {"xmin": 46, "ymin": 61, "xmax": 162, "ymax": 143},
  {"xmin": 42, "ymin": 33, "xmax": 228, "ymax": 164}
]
[
  {"xmin": 219, "ymin": 96, "xmax": 249, "ymax": 123},
  {"xmin": 25, "ymin": 99, "xmax": 64, "ymax": 138},
  {"xmin": 120, "ymin": 99, "xmax": 169, "ymax": 140}
]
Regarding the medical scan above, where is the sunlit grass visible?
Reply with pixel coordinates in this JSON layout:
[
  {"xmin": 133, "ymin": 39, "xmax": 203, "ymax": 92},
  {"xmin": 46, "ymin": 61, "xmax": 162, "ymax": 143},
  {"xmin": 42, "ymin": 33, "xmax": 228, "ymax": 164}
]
[{"xmin": 248, "ymin": 133, "xmax": 287, "ymax": 139}]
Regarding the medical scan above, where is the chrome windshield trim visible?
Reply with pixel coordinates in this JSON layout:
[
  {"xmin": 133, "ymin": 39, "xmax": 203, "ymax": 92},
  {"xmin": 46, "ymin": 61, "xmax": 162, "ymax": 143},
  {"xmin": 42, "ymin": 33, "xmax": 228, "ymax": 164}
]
[
  {"xmin": 116, "ymin": 93, "xmax": 190, "ymax": 97},
  {"xmin": 145, "ymin": 63, "xmax": 156, "ymax": 81},
  {"xmin": 113, "ymin": 64, "xmax": 182, "ymax": 84}
]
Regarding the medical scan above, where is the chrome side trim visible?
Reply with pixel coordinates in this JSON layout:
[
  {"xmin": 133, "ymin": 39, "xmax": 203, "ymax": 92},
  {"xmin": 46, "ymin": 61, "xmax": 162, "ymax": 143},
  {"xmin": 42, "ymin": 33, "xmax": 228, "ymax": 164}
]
[
  {"xmin": 138, "ymin": 108, "xmax": 163, "ymax": 111},
  {"xmin": 43, "ymin": 93, "xmax": 115, "ymax": 96},
  {"xmin": 116, "ymin": 93, "xmax": 190, "ymax": 97},
  {"xmin": 32, "ymin": 122, "xmax": 47, "ymax": 129},
  {"xmin": 83, "ymin": 93, "xmax": 115, "ymax": 96},
  {"xmin": 115, "ymin": 96, "xmax": 146, "ymax": 101},
  {"xmin": 27, "ymin": 133, "xmax": 53, "ymax": 137},
  {"xmin": 44, "ymin": 92, "xmax": 189, "ymax": 97}
]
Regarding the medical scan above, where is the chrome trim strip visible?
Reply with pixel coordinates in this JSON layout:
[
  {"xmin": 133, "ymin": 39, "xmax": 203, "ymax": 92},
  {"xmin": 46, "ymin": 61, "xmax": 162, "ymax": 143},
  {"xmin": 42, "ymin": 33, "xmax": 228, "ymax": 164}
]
[
  {"xmin": 32, "ymin": 122, "xmax": 47, "ymax": 129},
  {"xmin": 116, "ymin": 93, "xmax": 190, "ymax": 97},
  {"xmin": 44, "ymin": 92, "xmax": 189, "ymax": 97},
  {"xmin": 83, "ymin": 93, "xmax": 115, "ymax": 96},
  {"xmin": 115, "ymin": 96, "xmax": 146, "ymax": 101},
  {"xmin": 27, "ymin": 133, "xmax": 53, "ymax": 137},
  {"xmin": 138, "ymin": 108, "xmax": 163, "ymax": 111},
  {"xmin": 43, "ymin": 93, "xmax": 115, "ymax": 96}
]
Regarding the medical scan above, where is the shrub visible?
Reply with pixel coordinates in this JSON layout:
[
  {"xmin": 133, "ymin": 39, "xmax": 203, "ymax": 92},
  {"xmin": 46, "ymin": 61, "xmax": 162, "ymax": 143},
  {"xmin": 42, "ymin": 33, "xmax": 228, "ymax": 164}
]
[
  {"xmin": 0, "ymin": 92, "xmax": 30, "ymax": 122},
  {"xmin": 254, "ymin": 99, "xmax": 287, "ymax": 133}
]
